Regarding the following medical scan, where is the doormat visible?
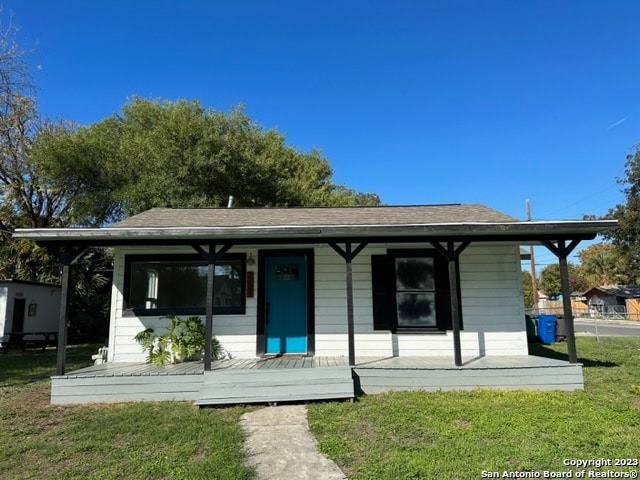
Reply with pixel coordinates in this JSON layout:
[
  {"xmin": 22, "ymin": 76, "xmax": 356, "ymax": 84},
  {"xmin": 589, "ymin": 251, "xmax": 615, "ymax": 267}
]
[{"xmin": 259, "ymin": 354, "xmax": 307, "ymax": 362}]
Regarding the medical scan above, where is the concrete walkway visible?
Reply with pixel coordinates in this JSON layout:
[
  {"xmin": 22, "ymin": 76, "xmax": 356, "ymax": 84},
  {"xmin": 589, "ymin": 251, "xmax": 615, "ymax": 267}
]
[{"xmin": 241, "ymin": 405, "xmax": 348, "ymax": 480}]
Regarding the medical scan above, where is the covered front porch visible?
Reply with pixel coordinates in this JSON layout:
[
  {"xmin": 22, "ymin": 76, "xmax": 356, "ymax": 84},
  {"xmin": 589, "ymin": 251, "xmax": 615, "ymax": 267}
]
[
  {"xmin": 50, "ymin": 354, "xmax": 583, "ymax": 405},
  {"xmin": 14, "ymin": 205, "xmax": 614, "ymax": 406}
]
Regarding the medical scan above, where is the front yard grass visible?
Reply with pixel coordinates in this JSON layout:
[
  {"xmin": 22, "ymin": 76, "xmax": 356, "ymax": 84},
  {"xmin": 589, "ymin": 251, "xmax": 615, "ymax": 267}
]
[
  {"xmin": 0, "ymin": 345, "xmax": 254, "ymax": 480},
  {"xmin": 308, "ymin": 337, "xmax": 640, "ymax": 480},
  {"xmin": 2, "ymin": 338, "xmax": 639, "ymax": 480}
]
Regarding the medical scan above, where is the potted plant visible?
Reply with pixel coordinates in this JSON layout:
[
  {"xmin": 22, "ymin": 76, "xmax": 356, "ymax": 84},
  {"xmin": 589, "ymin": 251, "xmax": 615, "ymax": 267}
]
[{"xmin": 134, "ymin": 314, "xmax": 223, "ymax": 366}]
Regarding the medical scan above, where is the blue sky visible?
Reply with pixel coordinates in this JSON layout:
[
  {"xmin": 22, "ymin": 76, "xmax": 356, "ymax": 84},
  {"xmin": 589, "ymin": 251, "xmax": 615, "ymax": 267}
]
[{"xmin": 4, "ymin": 1, "xmax": 640, "ymax": 266}]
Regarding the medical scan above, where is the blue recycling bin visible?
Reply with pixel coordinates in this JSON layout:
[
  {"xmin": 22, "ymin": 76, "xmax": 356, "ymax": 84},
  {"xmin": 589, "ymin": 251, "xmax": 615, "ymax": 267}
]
[{"xmin": 535, "ymin": 314, "xmax": 557, "ymax": 344}]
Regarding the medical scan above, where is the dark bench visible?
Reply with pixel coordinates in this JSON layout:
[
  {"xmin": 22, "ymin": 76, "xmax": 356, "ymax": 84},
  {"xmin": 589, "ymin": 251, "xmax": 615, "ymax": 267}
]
[{"xmin": 0, "ymin": 331, "xmax": 58, "ymax": 354}]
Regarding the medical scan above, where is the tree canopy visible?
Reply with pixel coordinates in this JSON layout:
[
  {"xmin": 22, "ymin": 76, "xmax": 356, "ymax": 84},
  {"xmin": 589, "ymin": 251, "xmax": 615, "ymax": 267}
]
[
  {"xmin": 577, "ymin": 242, "xmax": 631, "ymax": 286},
  {"xmin": 0, "ymin": 18, "xmax": 74, "ymax": 281},
  {"xmin": 537, "ymin": 262, "xmax": 589, "ymax": 298},
  {"xmin": 534, "ymin": 241, "xmax": 629, "ymax": 300},
  {"xmin": 606, "ymin": 144, "xmax": 640, "ymax": 281},
  {"xmin": 0, "ymin": 16, "xmax": 380, "ymax": 339},
  {"xmin": 521, "ymin": 270, "xmax": 535, "ymax": 309},
  {"xmin": 36, "ymin": 97, "xmax": 380, "ymax": 225},
  {"xmin": 2, "ymin": 94, "xmax": 381, "ymax": 289}
]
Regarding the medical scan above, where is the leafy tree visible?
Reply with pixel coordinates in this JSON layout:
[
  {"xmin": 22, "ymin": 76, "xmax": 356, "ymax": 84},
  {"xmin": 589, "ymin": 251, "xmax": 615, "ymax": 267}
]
[
  {"xmin": 29, "ymin": 120, "xmax": 122, "ymax": 226},
  {"xmin": 0, "ymin": 105, "xmax": 116, "ymax": 332},
  {"xmin": 0, "ymin": 16, "xmax": 113, "ymax": 338},
  {"xmin": 521, "ymin": 270, "xmax": 535, "ymax": 309},
  {"xmin": 39, "ymin": 97, "xmax": 380, "ymax": 221},
  {"xmin": 0, "ymin": 17, "xmax": 71, "ymax": 282},
  {"xmin": 538, "ymin": 263, "xmax": 588, "ymax": 298},
  {"xmin": 0, "ymin": 17, "xmax": 33, "ymax": 237},
  {"xmin": 607, "ymin": 144, "xmax": 640, "ymax": 278},
  {"xmin": 0, "ymin": 17, "xmax": 379, "ymax": 339},
  {"xmin": 67, "ymin": 248, "xmax": 113, "ymax": 340},
  {"xmin": 577, "ymin": 242, "xmax": 631, "ymax": 286}
]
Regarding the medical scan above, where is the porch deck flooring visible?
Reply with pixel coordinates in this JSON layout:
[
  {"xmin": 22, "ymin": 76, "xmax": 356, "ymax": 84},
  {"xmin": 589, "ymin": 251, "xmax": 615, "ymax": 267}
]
[
  {"xmin": 353, "ymin": 354, "xmax": 574, "ymax": 370},
  {"xmin": 56, "ymin": 354, "xmax": 574, "ymax": 378},
  {"xmin": 50, "ymin": 355, "xmax": 583, "ymax": 405},
  {"xmin": 54, "ymin": 361, "xmax": 205, "ymax": 378}
]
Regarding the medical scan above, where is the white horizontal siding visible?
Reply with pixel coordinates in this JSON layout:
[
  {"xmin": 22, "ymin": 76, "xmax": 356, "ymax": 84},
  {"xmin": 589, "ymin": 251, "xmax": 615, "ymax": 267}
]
[
  {"xmin": 459, "ymin": 244, "xmax": 527, "ymax": 355},
  {"xmin": 311, "ymin": 243, "xmax": 527, "ymax": 357},
  {"xmin": 314, "ymin": 245, "xmax": 372, "ymax": 336},
  {"xmin": 460, "ymin": 245, "xmax": 526, "ymax": 343},
  {"xmin": 108, "ymin": 243, "xmax": 528, "ymax": 363},
  {"xmin": 314, "ymin": 334, "xmax": 349, "ymax": 356}
]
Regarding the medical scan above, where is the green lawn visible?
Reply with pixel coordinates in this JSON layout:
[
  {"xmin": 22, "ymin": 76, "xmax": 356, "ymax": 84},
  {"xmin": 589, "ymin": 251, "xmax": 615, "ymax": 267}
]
[
  {"xmin": 1, "ymin": 339, "xmax": 639, "ymax": 480},
  {"xmin": 307, "ymin": 337, "xmax": 640, "ymax": 480},
  {"xmin": 0, "ymin": 345, "xmax": 255, "ymax": 480}
]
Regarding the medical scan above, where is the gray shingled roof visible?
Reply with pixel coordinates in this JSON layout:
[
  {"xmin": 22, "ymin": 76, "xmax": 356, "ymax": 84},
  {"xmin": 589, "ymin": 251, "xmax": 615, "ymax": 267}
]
[
  {"xmin": 13, "ymin": 203, "xmax": 617, "ymax": 244},
  {"xmin": 585, "ymin": 285, "xmax": 640, "ymax": 298},
  {"xmin": 113, "ymin": 204, "xmax": 516, "ymax": 228}
]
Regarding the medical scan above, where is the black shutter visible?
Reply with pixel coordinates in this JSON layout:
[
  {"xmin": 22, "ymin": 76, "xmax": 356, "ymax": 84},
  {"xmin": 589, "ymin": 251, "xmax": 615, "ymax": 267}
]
[{"xmin": 371, "ymin": 254, "xmax": 393, "ymax": 331}]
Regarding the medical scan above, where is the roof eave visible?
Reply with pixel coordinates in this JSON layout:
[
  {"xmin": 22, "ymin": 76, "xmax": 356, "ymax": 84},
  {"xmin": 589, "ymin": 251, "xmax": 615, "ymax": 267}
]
[{"xmin": 13, "ymin": 220, "xmax": 618, "ymax": 244}]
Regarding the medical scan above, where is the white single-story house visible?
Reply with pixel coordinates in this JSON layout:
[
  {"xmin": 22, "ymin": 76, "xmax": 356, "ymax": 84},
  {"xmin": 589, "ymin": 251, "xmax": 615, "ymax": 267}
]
[
  {"xmin": 0, "ymin": 279, "xmax": 61, "ymax": 351},
  {"xmin": 14, "ymin": 204, "xmax": 616, "ymax": 405}
]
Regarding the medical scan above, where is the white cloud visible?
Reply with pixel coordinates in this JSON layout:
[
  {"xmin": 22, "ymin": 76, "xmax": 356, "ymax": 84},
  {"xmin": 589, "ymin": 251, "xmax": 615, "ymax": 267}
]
[{"xmin": 607, "ymin": 115, "xmax": 630, "ymax": 130}]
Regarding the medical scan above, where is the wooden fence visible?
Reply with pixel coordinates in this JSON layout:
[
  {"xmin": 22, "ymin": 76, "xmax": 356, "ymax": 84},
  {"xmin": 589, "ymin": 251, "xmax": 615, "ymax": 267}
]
[{"xmin": 530, "ymin": 300, "xmax": 640, "ymax": 321}]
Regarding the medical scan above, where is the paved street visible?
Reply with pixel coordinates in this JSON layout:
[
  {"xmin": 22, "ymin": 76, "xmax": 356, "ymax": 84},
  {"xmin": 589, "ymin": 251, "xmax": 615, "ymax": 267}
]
[{"xmin": 574, "ymin": 318, "xmax": 640, "ymax": 337}]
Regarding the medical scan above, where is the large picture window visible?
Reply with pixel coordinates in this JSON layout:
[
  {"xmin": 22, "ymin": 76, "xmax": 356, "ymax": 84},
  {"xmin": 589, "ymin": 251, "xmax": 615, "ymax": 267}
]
[
  {"xmin": 371, "ymin": 249, "xmax": 458, "ymax": 332},
  {"xmin": 124, "ymin": 254, "xmax": 246, "ymax": 316}
]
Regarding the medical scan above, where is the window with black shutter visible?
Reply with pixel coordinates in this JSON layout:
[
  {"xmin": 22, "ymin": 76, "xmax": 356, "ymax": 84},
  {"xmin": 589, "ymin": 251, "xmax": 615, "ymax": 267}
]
[{"xmin": 371, "ymin": 249, "xmax": 458, "ymax": 332}]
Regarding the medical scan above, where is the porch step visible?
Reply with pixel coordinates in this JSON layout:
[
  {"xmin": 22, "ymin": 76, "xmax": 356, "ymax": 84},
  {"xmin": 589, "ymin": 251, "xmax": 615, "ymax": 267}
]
[{"xmin": 195, "ymin": 366, "xmax": 355, "ymax": 406}]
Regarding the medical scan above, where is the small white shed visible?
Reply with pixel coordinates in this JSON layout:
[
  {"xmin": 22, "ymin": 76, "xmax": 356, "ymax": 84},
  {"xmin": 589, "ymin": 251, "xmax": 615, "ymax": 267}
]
[{"xmin": 0, "ymin": 280, "xmax": 61, "ymax": 344}]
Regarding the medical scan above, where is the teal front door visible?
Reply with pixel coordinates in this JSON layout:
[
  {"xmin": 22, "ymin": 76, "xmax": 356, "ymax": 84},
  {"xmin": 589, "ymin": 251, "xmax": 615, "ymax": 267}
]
[{"xmin": 265, "ymin": 255, "xmax": 307, "ymax": 354}]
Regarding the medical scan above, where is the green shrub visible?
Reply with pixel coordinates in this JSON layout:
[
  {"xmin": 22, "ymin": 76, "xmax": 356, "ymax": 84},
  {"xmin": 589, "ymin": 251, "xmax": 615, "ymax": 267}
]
[{"xmin": 134, "ymin": 314, "xmax": 222, "ymax": 366}]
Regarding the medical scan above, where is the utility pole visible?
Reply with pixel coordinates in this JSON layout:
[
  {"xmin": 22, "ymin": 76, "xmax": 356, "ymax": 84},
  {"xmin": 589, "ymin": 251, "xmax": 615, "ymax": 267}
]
[{"xmin": 526, "ymin": 200, "xmax": 539, "ymax": 311}]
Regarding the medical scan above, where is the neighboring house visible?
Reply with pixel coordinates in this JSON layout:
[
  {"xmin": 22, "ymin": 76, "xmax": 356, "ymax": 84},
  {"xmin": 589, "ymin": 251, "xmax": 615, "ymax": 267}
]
[
  {"xmin": 0, "ymin": 280, "xmax": 61, "ymax": 347},
  {"xmin": 581, "ymin": 285, "xmax": 640, "ymax": 319},
  {"xmin": 14, "ymin": 204, "xmax": 616, "ymax": 404}
]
